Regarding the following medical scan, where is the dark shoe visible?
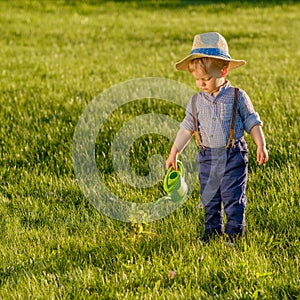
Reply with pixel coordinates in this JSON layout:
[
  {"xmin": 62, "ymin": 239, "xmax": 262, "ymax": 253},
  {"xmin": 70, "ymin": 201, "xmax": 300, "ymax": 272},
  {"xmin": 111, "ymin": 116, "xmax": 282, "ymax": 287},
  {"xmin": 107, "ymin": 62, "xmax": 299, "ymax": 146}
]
[
  {"xmin": 225, "ymin": 231, "xmax": 245, "ymax": 246},
  {"xmin": 225, "ymin": 235, "xmax": 236, "ymax": 246},
  {"xmin": 225, "ymin": 224, "xmax": 246, "ymax": 238},
  {"xmin": 200, "ymin": 230, "xmax": 223, "ymax": 244},
  {"xmin": 200, "ymin": 233, "xmax": 211, "ymax": 244}
]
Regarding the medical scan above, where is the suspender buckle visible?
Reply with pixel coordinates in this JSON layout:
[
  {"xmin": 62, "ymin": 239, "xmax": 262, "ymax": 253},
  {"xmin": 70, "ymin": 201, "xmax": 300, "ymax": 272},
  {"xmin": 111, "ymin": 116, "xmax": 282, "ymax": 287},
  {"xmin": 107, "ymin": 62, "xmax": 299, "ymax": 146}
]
[
  {"xmin": 193, "ymin": 131, "xmax": 206, "ymax": 150},
  {"xmin": 226, "ymin": 138, "xmax": 236, "ymax": 149},
  {"xmin": 226, "ymin": 129, "xmax": 236, "ymax": 149}
]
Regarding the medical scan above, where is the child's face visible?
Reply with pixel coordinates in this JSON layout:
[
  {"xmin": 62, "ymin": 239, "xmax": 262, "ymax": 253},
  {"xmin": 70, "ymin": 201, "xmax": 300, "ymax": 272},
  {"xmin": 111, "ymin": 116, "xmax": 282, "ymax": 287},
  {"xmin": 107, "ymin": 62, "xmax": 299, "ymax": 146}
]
[{"xmin": 191, "ymin": 68, "xmax": 225, "ymax": 94}]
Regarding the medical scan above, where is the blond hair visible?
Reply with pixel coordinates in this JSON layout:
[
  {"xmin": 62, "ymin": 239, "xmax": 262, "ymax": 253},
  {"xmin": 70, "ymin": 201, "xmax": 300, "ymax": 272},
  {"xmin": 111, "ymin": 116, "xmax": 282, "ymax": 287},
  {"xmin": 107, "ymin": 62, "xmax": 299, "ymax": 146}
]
[{"xmin": 188, "ymin": 58, "xmax": 229, "ymax": 76}]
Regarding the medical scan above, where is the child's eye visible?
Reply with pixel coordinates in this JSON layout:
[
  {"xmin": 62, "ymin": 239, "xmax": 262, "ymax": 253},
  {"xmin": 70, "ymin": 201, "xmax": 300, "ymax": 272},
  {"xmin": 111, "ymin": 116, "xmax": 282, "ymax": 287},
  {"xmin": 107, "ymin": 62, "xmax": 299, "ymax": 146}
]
[{"xmin": 203, "ymin": 76, "xmax": 212, "ymax": 81}]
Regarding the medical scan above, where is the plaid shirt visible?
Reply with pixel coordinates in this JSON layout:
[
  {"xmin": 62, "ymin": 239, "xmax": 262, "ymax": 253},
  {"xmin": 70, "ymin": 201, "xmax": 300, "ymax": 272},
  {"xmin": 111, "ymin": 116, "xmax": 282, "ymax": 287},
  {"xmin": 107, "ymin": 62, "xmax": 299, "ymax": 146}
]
[{"xmin": 180, "ymin": 81, "xmax": 262, "ymax": 148}]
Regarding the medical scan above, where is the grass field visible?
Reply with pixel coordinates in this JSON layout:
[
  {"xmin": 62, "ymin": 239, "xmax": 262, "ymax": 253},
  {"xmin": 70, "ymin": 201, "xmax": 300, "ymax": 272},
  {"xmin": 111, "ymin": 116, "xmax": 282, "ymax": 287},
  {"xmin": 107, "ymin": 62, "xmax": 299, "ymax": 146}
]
[{"xmin": 0, "ymin": 0, "xmax": 299, "ymax": 299}]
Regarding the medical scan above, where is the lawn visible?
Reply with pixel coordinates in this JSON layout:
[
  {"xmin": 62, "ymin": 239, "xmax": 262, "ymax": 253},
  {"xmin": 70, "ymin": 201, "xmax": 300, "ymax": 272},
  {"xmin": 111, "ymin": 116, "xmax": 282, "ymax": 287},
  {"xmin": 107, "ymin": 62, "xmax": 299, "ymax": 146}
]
[{"xmin": 0, "ymin": 1, "xmax": 299, "ymax": 299}]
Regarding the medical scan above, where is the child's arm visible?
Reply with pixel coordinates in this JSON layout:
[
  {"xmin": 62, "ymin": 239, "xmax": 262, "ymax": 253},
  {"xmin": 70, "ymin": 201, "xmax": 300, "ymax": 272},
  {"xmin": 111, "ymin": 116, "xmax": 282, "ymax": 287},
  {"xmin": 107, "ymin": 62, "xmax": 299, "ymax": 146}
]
[
  {"xmin": 250, "ymin": 125, "xmax": 268, "ymax": 165},
  {"xmin": 166, "ymin": 144, "xmax": 179, "ymax": 170},
  {"xmin": 166, "ymin": 128, "xmax": 193, "ymax": 170}
]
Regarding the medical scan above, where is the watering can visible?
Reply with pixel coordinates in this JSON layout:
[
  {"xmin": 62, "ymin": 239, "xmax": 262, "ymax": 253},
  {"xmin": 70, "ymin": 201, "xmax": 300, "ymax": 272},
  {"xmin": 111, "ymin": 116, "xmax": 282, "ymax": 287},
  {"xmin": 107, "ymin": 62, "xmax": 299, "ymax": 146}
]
[{"xmin": 163, "ymin": 160, "xmax": 188, "ymax": 203}]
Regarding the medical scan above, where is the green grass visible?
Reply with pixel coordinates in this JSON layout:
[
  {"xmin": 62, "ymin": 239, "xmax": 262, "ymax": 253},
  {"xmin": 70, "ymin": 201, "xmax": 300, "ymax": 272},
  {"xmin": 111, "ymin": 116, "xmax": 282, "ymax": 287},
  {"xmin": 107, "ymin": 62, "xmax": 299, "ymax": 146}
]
[{"xmin": 1, "ymin": 0, "xmax": 299, "ymax": 299}]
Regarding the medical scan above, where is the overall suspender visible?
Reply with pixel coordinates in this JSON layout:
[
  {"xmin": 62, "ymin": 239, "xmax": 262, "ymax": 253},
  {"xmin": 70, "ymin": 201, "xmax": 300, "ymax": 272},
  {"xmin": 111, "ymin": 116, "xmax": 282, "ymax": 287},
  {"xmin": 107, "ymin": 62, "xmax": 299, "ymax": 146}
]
[
  {"xmin": 226, "ymin": 87, "xmax": 239, "ymax": 149},
  {"xmin": 191, "ymin": 93, "xmax": 206, "ymax": 150},
  {"xmin": 192, "ymin": 87, "xmax": 239, "ymax": 150}
]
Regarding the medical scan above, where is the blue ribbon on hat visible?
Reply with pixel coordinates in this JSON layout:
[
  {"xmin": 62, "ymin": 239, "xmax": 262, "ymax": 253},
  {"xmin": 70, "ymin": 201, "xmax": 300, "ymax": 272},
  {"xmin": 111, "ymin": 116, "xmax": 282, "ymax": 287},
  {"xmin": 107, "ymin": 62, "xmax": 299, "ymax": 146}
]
[{"xmin": 190, "ymin": 48, "xmax": 231, "ymax": 59}]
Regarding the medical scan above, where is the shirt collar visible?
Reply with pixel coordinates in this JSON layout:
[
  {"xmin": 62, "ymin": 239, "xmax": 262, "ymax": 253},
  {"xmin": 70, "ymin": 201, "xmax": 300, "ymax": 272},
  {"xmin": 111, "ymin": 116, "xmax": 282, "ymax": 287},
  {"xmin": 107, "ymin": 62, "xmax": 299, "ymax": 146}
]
[
  {"xmin": 213, "ymin": 80, "xmax": 231, "ymax": 100},
  {"xmin": 200, "ymin": 81, "xmax": 232, "ymax": 102},
  {"xmin": 219, "ymin": 80, "xmax": 231, "ymax": 92}
]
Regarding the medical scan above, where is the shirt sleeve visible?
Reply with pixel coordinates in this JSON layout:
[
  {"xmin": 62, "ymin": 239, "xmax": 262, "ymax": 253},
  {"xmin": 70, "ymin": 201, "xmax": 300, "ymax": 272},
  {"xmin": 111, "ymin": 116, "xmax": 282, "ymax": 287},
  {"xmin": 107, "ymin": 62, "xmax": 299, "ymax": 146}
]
[
  {"xmin": 180, "ymin": 95, "xmax": 197, "ymax": 132},
  {"xmin": 238, "ymin": 90, "xmax": 263, "ymax": 133},
  {"xmin": 174, "ymin": 128, "xmax": 193, "ymax": 153}
]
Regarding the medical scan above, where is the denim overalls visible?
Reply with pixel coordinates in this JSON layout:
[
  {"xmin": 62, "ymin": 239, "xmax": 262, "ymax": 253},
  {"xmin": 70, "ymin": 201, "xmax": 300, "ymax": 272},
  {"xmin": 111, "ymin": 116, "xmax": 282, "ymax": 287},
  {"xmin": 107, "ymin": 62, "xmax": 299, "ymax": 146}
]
[{"xmin": 193, "ymin": 88, "xmax": 248, "ymax": 239}]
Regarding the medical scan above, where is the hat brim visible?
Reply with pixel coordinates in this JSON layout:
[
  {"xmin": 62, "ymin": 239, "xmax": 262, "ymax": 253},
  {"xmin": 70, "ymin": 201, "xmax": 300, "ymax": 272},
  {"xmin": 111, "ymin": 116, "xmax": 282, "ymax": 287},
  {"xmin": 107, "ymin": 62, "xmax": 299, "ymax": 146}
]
[{"xmin": 175, "ymin": 53, "xmax": 246, "ymax": 71}]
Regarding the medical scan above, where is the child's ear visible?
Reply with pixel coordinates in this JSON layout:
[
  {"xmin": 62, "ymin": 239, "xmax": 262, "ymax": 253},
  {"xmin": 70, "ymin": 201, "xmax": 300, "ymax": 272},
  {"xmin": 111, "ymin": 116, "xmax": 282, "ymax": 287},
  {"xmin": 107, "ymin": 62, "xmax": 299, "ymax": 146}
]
[{"xmin": 221, "ymin": 68, "xmax": 229, "ymax": 77}]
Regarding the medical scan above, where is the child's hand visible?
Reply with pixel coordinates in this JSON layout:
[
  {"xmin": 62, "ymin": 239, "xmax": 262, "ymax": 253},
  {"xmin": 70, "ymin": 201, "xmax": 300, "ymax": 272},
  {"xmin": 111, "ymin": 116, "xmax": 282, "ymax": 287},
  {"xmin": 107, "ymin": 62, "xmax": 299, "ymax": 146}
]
[
  {"xmin": 166, "ymin": 144, "xmax": 179, "ymax": 170},
  {"xmin": 250, "ymin": 125, "xmax": 268, "ymax": 165},
  {"xmin": 165, "ymin": 155, "xmax": 177, "ymax": 170},
  {"xmin": 257, "ymin": 145, "xmax": 268, "ymax": 165}
]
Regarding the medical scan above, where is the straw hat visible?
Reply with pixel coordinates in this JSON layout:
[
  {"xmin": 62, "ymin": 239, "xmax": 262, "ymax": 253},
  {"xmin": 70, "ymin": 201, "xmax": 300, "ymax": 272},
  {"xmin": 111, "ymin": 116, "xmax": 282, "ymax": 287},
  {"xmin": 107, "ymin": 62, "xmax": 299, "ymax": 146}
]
[{"xmin": 175, "ymin": 32, "xmax": 246, "ymax": 71}]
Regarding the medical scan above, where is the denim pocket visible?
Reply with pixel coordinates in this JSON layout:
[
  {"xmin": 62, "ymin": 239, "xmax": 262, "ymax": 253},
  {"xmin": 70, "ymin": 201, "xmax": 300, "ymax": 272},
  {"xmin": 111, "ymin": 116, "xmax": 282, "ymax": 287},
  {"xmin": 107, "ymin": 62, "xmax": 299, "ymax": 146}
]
[
  {"xmin": 196, "ymin": 148, "xmax": 212, "ymax": 164},
  {"xmin": 238, "ymin": 140, "xmax": 249, "ymax": 165}
]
